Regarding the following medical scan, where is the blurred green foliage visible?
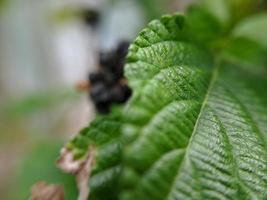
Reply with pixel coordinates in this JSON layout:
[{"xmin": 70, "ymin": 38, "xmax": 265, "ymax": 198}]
[
  {"xmin": 0, "ymin": 88, "xmax": 80, "ymax": 199},
  {"xmin": 137, "ymin": 0, "xmax": 163, "ymax": 20},
  {"xmin": 0, "ymin": 0, "xmax": 6, "ymax": 7},
  {"xmin": 50, "ymin": 0, "xmax": 175, "ymax": 26},
  {"xmin": 10, "ymin": 140, "xmax": 78, "ymax": 200},
  {"xmin": 137, "ymin": 0, "xmax": 178, "ymax": 21},
  {"xmin": 1, "ymin": 88, "xmax": 79, "ymax": 119},
  {"xmin": 0, "ymin": 0, "xmax": 10, "ymax": 13},
  {"xmin": 50, "ymin": 7, "xmax": 98, "ymax": 24}
]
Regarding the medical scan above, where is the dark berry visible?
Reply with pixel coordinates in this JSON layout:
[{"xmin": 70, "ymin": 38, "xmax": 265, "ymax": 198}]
[
  {"xmin": 104, "ymin": 72, "xmax": 118, "ymax": 84},
  {"xmin": 90, "ymin": 83, "xmax": 110, "ymax": 103},
  {"xmin": 109, "ymin": 85, "xmax": 124, "ymax": 102},
  {"xmin": 82, "ymin": 9, "xmax": 99, "ymax": 27},
  {"xmin": 99, "ymin": 51, "xmax": 118, "ymax": 70},
  {"xmin": 95, "ymin": 102, "xmax": 110, "ymax": 114},
  {"xmin": 116, "ymin": 41, "xmax": 130, "ymax": 57},
  {"xmin": 89, "ymin": 72, "xmax": 105, "ymax": 84},
  {"xmin": 88, "ymin": 41, "xmax": 132, "ymax": 114},
  {"xmin": 109, "ymin": 85, "xmax": 131, "ymax": 103}
]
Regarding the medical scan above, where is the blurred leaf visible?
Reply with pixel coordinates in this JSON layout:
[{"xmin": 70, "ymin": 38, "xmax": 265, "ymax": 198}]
[
  {"xmin": 0, "ymin": 0, "xmax": 11, "ymax": 16},
  {"xmin": 2, "ymin": 88, "xmax": 79, "ymax": 118},
  {"xmin": 187, "ymin": 5, "xmax": 223, "ymax": 46},
  {"xmin": 0, "ymin": 0, "xmax": 8, "ymax": 9},
  {"xmin": 222, "ymin": 37, "xmax": 267, "ymax": 69},
  {"xmin": 227, "ymin": 0, "xmax": 265, "ymax": 21},
  {"xmin": 50, "ymin": 7, "xmax": 99, "ymax": 25},
  {"xmin": 11, "ymin": 140, "xmax": 77, "ymax": 200},
  {"xmin": 202, "ymin": 0, "xmax": 230, "ymax": 25},
  {"xmin": 233, "ymin": 13, "xmax": 267, "ymax": 48},
  {"xmin": 202, "ymin": 0, "xmax": 267, "ymax": 28},
  {"xmin": 137, "ymin": 0, "xmax": 180, "ymax": 21},
  {"xmin": 50, "ymin": 7, "xmax": 79, "ymax": 23},
  {"xmin": 221, "ymin": 12, "xmax": 267, "ymax": 69},
  {"xmin": 137, "ymin": 0, "xmax": 162, "ymax": 21}
]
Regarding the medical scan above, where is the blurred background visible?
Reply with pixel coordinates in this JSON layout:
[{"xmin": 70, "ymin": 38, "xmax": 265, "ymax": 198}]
[{"xmin": 0, "ymin": 0, "xmax": 192, "ymax": 199}]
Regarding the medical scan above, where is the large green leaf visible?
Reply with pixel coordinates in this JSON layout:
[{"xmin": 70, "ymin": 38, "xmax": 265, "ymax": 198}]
[
  {"xmin": 59, "ymin": 3, "xmax": 267, "ymax": 200},
  {"xmin": 121, "ymin": 13, "xmax": 267, "ymax": 200}
]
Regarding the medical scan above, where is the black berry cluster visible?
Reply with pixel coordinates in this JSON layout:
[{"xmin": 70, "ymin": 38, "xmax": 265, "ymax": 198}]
[
  {"xmin": 89, "ymin": 41, "xmax": 132, "ymax": 114},
  {"xmin": 82, "ymin": 9, "xmax": 99, "ymax": 27}
]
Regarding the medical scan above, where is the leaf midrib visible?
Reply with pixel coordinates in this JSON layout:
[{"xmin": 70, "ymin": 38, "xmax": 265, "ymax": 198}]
[{"xmin": 166, "ymin": 58, "xmax": 221, "ymax": 199}]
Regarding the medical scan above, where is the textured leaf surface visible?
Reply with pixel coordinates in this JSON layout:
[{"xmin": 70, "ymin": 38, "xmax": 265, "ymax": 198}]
[
  {"xmin": 60, "ymin": 2, "xmax": 267, "ymax": 200},
  {"xmin": 122, "ymin": 13, "xmax": 267, "ymax": 200},
  {"xmin": 66, "ymin": 113, "xmax": 122, "ymax": 200}
]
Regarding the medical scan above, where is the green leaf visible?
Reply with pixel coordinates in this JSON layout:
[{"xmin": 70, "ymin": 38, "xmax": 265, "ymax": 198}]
[
  {"xmin": 221, "ymin": 13, "xmax": 267, "ymax": 69},
  {"xmin": 202, "ymin": 0, "xmax": 231, "ymax": 25},
  {"xmin": 226, "ymin": 0, "xmax": 265, "ymax": 22},
  {"xmin": 232, "ymin": 13, "xmax": 267, "ymax": 49},
  {"xmin": 186, "ymin": 5, "xmax": 223, "ymax": 46},
  {"xmin": 121, "ymin": 13, "xmax": 267, "ymax": 200},
  {"xmin": 222, "ymin": 37, "xmax": 267, "ymax": 69},
  {"xmin": 65, "ymin": 112, "xmax": 122, "ymax": 200},
  {"xmin": 60, "ymin": 4, "xmax": 267, "ymax": 200},
  {"xmin": 2, "ymin": 88, "xmax": 79, "ymax": 119}
]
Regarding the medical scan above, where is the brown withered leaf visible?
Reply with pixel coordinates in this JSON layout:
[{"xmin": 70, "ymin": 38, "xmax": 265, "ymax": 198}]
[{"xmin": 30, "ymin": 181, "xmax": 64, "ymax": 200}]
